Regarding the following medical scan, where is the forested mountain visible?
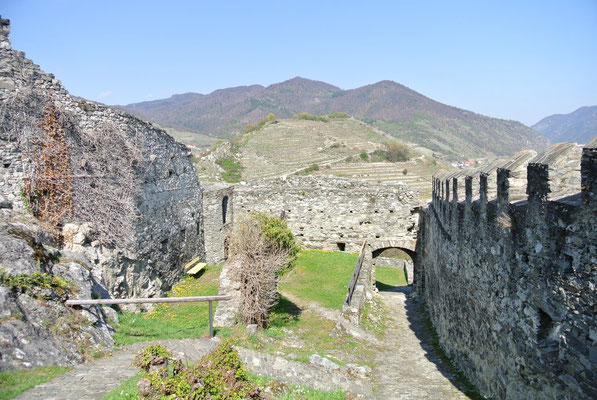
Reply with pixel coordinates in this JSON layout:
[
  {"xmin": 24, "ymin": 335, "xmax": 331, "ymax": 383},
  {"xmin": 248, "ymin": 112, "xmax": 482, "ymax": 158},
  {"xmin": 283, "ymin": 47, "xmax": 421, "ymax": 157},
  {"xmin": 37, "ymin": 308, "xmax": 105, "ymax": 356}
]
[{"xmin": 125, "ymin": 77, "xmax": 548, "ymax": 159}]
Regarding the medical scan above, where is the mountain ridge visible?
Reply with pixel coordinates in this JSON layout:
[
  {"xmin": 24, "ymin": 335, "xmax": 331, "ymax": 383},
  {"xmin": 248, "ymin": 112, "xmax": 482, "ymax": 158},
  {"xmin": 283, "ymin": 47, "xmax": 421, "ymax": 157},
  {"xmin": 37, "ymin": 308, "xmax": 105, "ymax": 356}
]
[
  {"xmin": 124, "ymin": 77, "xmax": 549, "ymax": 159},
  {"xmin": 532, "ymin": 106, "xmax": 597, "ymax": 144}
]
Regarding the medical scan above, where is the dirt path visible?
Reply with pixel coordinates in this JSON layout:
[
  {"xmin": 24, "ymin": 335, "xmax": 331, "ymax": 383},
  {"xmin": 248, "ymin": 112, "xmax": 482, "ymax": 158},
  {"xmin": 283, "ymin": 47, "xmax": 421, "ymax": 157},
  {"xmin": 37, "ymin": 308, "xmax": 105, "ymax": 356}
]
[{"xmin": 370, "ymin": 288, "xmax": 470, "ymax": 399}]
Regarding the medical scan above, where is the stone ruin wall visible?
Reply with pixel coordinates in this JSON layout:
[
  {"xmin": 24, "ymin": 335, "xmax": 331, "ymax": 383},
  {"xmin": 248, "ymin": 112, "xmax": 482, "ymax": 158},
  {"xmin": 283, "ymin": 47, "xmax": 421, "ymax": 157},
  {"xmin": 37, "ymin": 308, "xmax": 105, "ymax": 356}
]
[
  {"xmin": 0, "ymin": 17, "xmax": 203, "ymax": 298},
  {"xmin": 416, "ymin": 147, "xmax": 597, "ymax": 399},
  {"xmin": 233, "ymin": 176, "xmax": 420, "ymax": 253},
  {"xmin": 206, "ymin": 176, "xmax": 421, "ymax": 327},
  {"xmin": 201, "ymin": 182, "xmax": 234, "ymax": 265}
]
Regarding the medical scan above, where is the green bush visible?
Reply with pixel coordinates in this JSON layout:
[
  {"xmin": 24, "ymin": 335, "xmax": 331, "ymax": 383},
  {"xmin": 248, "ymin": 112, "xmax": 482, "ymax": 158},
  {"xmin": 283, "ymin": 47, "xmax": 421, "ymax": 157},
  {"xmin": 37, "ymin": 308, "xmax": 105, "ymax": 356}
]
[
  {"xmin": 0, "ymin": 269, "xmax": 73, "ymax": 298},
  {"xmin": 360, "ymin": 151, "xmax": 368, "ymax": 161},
  {"xmin": 300, "ymin": 163, "xmax": 320, "ymax": 175},
  {"xmin": 252, "ymin": 212, "xmax": 301, "ymax": 274},
  {"xmin": 292, "ymin": 112, "xmax": 329, "ymax": 123},
  {"xmin": 244, "ymin": 113, "xmax": 277, "ymax": 134},
  {"xmin": 326, "ymin": 112, "xmax": 350, "ymax": 118},
  {"xmin": 134, "ymin": 345, "xmax": 172, "ymax": 372},
  {"xmin": 136, "ymin": 342, "xmax": 261, "ymax": 399},
  {"xmin": 371, "ymin": 149, "xmax": 387, "ymax": 161},
  {"xmin": 384, "ymin": 142, "xmax": 411, "ymax": 162},
  {"xmin": 216, "ymin": 157, "xmax": 243, "ymax": 183},
  {"xmin": 402, "ymin": 169, "xmax": 408, "ymax": 175}
]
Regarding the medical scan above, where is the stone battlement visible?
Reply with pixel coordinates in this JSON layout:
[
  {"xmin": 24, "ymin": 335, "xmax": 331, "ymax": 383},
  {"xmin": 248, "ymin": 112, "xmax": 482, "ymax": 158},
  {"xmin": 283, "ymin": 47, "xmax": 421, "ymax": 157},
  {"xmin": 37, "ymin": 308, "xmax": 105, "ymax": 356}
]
[
  {"xmin": 429, "ymin": 146, "xmax": 595, "ymax": 239},
  {"xmin": 416, "ymin": 146, "xmax": 597, "ymax": 398}
]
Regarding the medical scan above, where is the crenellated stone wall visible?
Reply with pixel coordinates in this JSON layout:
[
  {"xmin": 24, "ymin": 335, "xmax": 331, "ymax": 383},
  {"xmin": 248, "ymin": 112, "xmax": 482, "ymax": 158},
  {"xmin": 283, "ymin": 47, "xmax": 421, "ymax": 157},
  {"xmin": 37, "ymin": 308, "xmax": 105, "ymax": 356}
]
[{"xmin": 416, "ymin": 147, "xmax": 597, "ymax": 399}]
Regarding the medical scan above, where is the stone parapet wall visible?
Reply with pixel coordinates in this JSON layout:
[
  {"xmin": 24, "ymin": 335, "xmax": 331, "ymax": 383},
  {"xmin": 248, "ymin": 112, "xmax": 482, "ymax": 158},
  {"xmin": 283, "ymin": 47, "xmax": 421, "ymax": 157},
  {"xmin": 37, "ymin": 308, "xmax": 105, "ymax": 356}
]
[{"xmin": 416, "ymin": 147, "xmax": 597, "ymax": 399}]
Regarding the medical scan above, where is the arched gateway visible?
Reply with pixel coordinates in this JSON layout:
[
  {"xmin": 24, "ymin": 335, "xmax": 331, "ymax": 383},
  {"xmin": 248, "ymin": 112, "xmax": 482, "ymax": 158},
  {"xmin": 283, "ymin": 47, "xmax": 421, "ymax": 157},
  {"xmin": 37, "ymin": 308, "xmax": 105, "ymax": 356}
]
[{"xmin": 368, "ymin": 239, "xmax": 417, "ymax": 288}]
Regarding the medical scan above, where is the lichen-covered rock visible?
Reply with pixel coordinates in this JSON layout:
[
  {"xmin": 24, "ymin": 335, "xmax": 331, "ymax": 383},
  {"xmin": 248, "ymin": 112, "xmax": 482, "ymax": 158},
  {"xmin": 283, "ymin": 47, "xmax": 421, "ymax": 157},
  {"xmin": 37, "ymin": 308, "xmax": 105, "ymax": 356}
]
[{"xmin": 0, "ymin": 212, "xmax": 113, "ymax": 370}]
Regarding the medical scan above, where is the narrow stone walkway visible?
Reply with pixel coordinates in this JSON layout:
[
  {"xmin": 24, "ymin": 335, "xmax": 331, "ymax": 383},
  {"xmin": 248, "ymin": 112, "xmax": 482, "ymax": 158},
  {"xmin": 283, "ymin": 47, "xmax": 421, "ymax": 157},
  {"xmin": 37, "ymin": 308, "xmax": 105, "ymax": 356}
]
[
  {"xmin": 13, "ymin": 339, "xmax": 217, "ymax": 400},
  {"xmin": 370, "ymin": 288, "xmax": 470, "ymax": 399}
]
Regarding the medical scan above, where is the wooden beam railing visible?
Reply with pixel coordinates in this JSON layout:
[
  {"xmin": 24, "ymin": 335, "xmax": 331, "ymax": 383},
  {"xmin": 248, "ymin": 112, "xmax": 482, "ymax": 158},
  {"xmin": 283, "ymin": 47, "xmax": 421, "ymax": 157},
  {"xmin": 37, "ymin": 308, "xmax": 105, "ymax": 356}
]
[
  {"xmin": 345, "ymin": 241, "xmax": 367, "ymax": 306},
  {"xmin": 66, "ymin": 295, "xmax": 232, "ymax": 338}
]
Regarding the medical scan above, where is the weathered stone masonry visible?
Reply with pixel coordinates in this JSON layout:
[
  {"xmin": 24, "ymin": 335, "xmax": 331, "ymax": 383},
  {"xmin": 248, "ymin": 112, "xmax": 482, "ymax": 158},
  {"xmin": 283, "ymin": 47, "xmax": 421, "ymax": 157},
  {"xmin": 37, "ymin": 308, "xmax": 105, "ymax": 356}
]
[
  {"xmin": 201, "ymin": 182, "xmax": 234, "ymax": 265},
  {"xmin": 416, "ymin": 148, "xmax": 597, "ymax": 399},
  {"xmin": 0, "ymin": 17, "xmax": 204, "ymax": 298},
  {"xmin": 234, "ymin": 176, "xmax": 419, "ymax": 252},
  {"xmin": 206, "ymin": 176, "xmax": 421, "ymax": 326}
]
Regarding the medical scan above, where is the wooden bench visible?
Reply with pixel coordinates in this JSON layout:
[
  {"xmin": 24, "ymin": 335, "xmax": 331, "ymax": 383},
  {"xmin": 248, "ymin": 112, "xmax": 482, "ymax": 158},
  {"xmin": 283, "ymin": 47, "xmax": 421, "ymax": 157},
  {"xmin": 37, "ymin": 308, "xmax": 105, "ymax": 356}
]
[{"xmin": 184, "ymin": 256, "xmax": 206, "ymax": 275}]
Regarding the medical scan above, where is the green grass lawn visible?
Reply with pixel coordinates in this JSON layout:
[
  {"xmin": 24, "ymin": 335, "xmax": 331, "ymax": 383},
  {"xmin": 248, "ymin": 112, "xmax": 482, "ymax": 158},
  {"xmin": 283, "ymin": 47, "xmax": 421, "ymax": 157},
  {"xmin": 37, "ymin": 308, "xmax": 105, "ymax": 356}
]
[
  {"xmin": 112, "ymin": 251, "xmax": 371, "ymax": 389},
  {"xmin": 375, "ymin": 265, "xmax": 407, "ymax": 291},
  {"xmin": 113, "ymin": 265, "xmax": 222, "ymax": 346},
  {"xmin": 0, "ymin": 366, "xmax": 71, "ymax": 400},
  {"xmin": 225, "ymin": 250, "xmax": 363, "ymax": 365},
  {"xmin": 279, "ymin": 250, "xmax": 357, "ymax": 309}
]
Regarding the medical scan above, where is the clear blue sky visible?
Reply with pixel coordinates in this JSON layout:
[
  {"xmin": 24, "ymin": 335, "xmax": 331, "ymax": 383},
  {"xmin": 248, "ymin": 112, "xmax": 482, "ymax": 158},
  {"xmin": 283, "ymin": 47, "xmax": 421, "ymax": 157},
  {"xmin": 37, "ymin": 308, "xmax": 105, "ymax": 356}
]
[{"xmin": 2, "ymin": 0, "xmax": 596, "ymax": 125}]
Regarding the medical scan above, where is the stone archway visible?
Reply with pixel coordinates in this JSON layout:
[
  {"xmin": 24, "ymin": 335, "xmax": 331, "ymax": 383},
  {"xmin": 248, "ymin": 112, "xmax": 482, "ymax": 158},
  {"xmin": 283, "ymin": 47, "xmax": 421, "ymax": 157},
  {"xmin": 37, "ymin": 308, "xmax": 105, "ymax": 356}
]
[{"xmin": 368, "ymin": 239, "xmax": 417, "ymax": 290}]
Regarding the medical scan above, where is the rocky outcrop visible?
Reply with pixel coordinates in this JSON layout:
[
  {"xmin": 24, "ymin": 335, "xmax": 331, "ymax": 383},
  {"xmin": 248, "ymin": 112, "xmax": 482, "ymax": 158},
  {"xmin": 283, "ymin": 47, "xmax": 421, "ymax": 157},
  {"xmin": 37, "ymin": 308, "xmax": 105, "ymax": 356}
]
[
  {"xmin": 0, "ymin": 211, "xmax": 114, "ymax": 370},
  {"xmin": 0, "ymin": 16, "xmax": 203, "ymax": 299}
]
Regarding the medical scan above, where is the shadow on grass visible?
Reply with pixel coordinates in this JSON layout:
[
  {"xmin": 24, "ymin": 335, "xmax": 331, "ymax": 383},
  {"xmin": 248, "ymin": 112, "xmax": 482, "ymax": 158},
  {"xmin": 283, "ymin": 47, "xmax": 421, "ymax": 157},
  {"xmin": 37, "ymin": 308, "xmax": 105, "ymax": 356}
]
[
  {"xmin": 376, "ymin": 280, "xmax": 411, "ymax": 293},
  {"xmin": 268, "ymin": 294, "xmax": 302, "ymax": 328}
]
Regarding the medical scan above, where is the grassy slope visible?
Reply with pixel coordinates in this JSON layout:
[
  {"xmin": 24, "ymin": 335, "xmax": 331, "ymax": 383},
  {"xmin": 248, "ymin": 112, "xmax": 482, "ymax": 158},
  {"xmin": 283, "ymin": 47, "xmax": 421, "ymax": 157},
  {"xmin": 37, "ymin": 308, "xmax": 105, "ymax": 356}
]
[
  {"xmin": 0, "ymin": 366, "xmax": 71, "ymax": 400},
  {"xmin": 279, "ymin": 250, "xmax": 357, "ymax": 310},
  {"xmin": 106, "ymin": 251, "xmax": 359, "ymax": 399},
  {"xmin": 113, "ymin": 251, "xmax": 362, "ymax": 360},
  {"xmin": 375, "ymin": 265, "xmax": 408, "ymax": 290}
]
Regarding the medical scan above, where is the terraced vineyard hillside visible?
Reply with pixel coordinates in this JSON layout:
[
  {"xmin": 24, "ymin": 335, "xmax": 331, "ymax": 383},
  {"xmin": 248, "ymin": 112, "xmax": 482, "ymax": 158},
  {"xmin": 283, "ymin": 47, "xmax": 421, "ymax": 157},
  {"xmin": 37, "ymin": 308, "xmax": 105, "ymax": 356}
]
[
  {"xmin": 240, "ymin": 117, "xmax": 389, "ymax": 180},
  {"xmin": 311, "ymin": 159, "xmax": 442, "ymax": 198},
  {"xmin": 125, "ymin": 77, "xmax": 549, "ymax": 160},
  {"xmin": 196, "ymin": 115, "xmax": 450, "ymax": 197}
]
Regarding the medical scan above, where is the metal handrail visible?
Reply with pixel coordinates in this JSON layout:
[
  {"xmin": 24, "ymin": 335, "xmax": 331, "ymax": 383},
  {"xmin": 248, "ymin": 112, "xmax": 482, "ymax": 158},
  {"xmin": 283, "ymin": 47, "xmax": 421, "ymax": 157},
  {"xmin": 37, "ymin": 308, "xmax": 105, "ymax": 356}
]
[
  {"xmin": 345, "ymin": 241, "xmax": 367, "ymax": 306},
  {"xmin": 66, "ymin": 295, "xmax": 232, "ymax": 337}
]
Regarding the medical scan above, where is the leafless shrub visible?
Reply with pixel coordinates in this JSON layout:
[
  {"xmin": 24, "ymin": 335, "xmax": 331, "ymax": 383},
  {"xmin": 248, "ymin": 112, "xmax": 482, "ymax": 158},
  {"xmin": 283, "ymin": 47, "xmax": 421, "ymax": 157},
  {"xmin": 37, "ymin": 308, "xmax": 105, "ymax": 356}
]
[
  {"xmin": 25, "ymin": 103, "xmax": 73, "ymax": 226},
  {"xmin": 67, "ymin": 116, "xmax": 142, "ymax": 247},
  {"xmin": 228, "ymin": 215, "xmax": 290, "ymax": 327}
]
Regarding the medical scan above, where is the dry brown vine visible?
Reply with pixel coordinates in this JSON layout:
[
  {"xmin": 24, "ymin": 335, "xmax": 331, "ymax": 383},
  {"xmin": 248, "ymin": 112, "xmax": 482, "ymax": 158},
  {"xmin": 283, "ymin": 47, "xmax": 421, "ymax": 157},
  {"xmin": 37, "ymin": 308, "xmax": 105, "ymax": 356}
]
[{"xmin": 25, "ymin": 103, "xmax": 73, "ymax": 226}]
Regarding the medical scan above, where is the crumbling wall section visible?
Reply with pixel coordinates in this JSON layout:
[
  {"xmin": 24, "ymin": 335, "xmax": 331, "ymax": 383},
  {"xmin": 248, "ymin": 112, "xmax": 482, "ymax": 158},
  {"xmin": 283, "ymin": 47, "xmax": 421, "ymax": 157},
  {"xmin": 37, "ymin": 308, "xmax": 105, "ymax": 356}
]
[
  {"xmin": 202, "ymin": 182, "xmax": 234, "ymax": 265},
  {"xmin": 234, "ymin": 176, "xmax": 420, "ymax": 253}
]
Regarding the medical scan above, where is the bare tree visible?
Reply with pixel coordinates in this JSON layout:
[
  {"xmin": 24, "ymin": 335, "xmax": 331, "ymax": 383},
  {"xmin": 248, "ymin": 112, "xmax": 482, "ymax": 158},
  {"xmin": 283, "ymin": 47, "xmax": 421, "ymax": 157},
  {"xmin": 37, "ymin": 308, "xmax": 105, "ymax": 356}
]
[{"xmin": 228, "ymin": 215, "xmax": 290, "ymax": 327}]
